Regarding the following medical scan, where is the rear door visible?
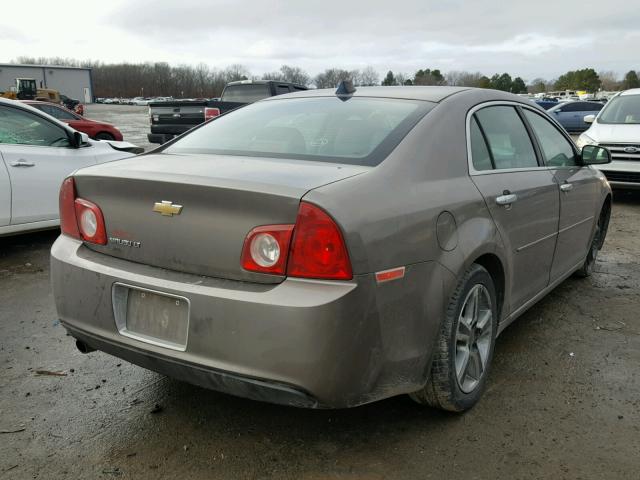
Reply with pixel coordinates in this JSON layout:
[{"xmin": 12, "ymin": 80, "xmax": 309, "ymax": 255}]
[
  {"xmin": 522, "ymin": 108, "xmax": 600, "ymax": 281},
  {"xmin": 0, "ymin": 103, "xmax": 97, "ymax": 224},
  {"xmin": 469, "ymin": 104, "xmax": 560, "ymax": 312}
]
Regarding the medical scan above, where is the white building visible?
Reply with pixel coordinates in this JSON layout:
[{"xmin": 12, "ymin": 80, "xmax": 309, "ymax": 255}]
[{"xmin": 0, "ymin": 63, "xmax": 94, "ymax": 103}]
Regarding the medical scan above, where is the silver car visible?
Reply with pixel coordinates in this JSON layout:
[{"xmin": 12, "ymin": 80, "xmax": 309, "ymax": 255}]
[{"xmin": 51, "ymin": 86, "xmax": 612, "ymax": 411}]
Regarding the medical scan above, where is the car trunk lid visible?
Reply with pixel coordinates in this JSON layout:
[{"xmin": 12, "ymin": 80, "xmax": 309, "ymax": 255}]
[{"xmin": 73, "ymin": 153, "xmax": 368, "ymax": 283}]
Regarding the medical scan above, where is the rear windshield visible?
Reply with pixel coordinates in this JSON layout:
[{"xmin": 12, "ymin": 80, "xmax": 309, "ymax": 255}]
[
  {"xmin": 164, "ymin": 97, "xmax": 432, "ymax": 166},
  {"xmin": 221, "ymin": 84, "xmax": 271, "ymax": 103},
  {"xmin": 598, "ymin": 94, "xmax": 640, "ymax": 124}
]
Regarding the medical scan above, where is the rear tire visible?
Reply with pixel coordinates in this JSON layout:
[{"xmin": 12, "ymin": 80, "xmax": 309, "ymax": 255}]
[
  {"xmin": 95, "ymin": 132, "xmax": 115, "ymax": 141},
  {"xmin": 575, "ymin": 203, "xmax": 610, "ymax": 278},
  {"xmin": 410, "ymin": 264, "xmax": 498, "ymax": 412}
]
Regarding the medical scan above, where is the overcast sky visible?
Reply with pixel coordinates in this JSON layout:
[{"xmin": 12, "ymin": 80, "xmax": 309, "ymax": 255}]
[{"xmin": 1, "ymin": 0, "xmax": 638, "ymax": 81}]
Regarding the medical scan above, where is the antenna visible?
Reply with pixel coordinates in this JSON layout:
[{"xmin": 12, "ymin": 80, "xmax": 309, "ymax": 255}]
[{"xmin": 335, "ymin": 80, "xmax": 356, "ymax": 96}]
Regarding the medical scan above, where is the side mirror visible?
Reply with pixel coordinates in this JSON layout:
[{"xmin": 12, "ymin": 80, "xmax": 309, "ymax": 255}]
[
  {"xmin": 584, "ymin": 114, "xmax": 595, "ymax": 124},
  {"xmin": 581, "ymin": 145, "xmax": 611, "ymax": 165},
  {"xmin": 72, "ymin": 131, "xmax": 90, "ymax": 148}
]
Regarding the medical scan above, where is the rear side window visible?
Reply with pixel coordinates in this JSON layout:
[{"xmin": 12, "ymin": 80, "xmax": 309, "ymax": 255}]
[
  {"xmin": 36, "ymin": 104, "xmax": 78, "ymax": 120},
  {"xmin": 475, "ymin": 106, "xmax": 538, "ymax": 169},
  {"xmin": 469, "ymin": 117, "xmax": 493, "ymax": 171},
  {"xmin": 221, "ymin": 84, "xmax": 271, "ymax": 103},
  {"xmin": 523, "ymin": 110, "xmax": 577, "ymax": 167},
  {"xmin": 165, "ymin": 97, "xmax": 433, "ymax": 166},
  {"xmin": 559, "ymin": 102, "xmax": 582, "ymax": 112},
  {"xmin": 276, "ymin": 85, "xmax": 291, "ymax": 95}
]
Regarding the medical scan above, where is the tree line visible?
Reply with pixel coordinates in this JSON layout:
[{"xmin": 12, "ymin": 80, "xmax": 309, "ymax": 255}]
[{"xmin": 11, "ymin": 57, "xmax": 640, "ymax": 98}]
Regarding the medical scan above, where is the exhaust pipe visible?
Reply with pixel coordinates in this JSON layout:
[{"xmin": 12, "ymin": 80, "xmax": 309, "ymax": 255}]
[{"xmin": 76, "ymin": 340, "xmax": 96, "ymax": 354}]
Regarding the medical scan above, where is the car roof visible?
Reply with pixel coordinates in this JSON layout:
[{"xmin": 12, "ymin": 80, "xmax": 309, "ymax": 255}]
[
  {"xmin": 263, "ymin": 86, "xmax": 470, "ymax": 103},
  {"xmin": 21, "ymin": 100, "xmax": 66, "ymax": 108},
  {"xmin": 620, "ymin": 88, "xmax": 640, "ymax": 96}
]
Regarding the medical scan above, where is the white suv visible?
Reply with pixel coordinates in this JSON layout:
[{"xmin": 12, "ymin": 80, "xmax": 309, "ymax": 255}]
[{"xmin": 576, "ymin": 88, "xmax": 640, "ymax": 189}]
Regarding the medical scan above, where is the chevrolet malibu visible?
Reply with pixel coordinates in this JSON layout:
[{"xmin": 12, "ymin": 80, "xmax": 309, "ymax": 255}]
[{"xmin": 51, "ymin": 86, "xmax": 612, "ymax": 411}]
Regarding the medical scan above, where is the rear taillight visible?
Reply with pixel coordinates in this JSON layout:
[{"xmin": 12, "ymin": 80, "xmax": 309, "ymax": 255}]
[
  {"xmin": 204, "ymin": 107, "xmax": 221, "ymax": 120},
  {"xmin": 240, "ymin": 202, "xmax": 353, "ymax": 280},
  {"xmin": 241, "ymin": 225, "xmax": 294, "ymax": 275},
  {"xmin": 59, "ymin": 177, "xmax": 80, "ymax": 239},
  {"xmin": 287, "ymin": 202, "xmax": 352, "ymax": 280},
  {"xmin": 74, "ymin": 198, "xmax": 107, "ymax": 245},
  {"xmin": 58, "ymin": 177, "xmax": 107, "ymax": 245}
]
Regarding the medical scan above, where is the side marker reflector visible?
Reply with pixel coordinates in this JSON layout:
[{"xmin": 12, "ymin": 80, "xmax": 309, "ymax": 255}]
[{"xmin": 375, "ymin": 266, "xmax": 406, "ymax": 284}]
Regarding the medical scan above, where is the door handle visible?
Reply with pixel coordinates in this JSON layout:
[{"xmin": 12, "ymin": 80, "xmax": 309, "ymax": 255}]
[
  {"xmin": 10, "ymin": 159, "xmax": 35, "ymax": 167},
  {"xmin": 496, "ymin": 193, "xmax": 518, "ymax": 206},
  {"xmin": 560, "ymin": 182, "xmax": 574, "ymax": 192}
]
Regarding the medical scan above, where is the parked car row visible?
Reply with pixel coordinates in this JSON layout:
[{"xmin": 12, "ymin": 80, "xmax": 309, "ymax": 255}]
[{"xmin": 95, "ymin": 96, "xmax": 176, "ymax": 105}]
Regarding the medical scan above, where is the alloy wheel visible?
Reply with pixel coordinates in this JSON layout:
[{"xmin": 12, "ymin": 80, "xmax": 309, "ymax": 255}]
[{"xmin": 455, "ymin": 284, "xmax": 493, "ymax": 394}]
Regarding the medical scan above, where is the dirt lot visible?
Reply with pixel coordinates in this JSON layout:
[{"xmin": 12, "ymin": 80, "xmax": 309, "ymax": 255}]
[{"xmin": 1, "ymin": 152, "xmax": 639, "ymax": 477}]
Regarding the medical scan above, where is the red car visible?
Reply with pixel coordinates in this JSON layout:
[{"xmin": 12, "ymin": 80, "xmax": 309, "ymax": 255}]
[{"xmin": 21, "ymin": 100, "xmax": 124, "ymax": 141}]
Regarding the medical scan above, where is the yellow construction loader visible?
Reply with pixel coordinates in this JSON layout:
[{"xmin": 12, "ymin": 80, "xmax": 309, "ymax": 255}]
[{"xmin": 0, "ymin": 78, "xmax": 60, "ymax": 102}]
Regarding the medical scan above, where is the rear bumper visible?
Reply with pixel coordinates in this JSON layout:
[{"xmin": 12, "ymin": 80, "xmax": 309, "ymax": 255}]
[
  {"xmin": 51, "ymin": 235, "xmax": 448, "ymax": 408},
  {"xmin": 148, "ymin": 124, "xmax": 195, "ymax": 143},
  {"xmin": 68, "ymin": 325, "xmax": 318, "ymax": 407}
]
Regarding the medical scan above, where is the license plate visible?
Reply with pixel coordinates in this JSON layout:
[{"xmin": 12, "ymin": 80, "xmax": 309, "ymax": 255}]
[{"xmin": 112, "ymin": 284, "xmax": 189, "ymax": 351}]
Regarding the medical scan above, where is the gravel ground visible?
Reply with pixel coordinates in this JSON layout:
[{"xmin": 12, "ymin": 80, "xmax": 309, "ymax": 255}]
[{"xmin": 0, "ymin": 112, "xmax": 639, "ymax": 478}]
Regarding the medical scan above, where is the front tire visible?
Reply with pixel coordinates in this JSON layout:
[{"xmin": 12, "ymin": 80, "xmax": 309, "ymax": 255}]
[{"xmin": 411, "ymin": 264, "xmax": 498, "ymax": 412}]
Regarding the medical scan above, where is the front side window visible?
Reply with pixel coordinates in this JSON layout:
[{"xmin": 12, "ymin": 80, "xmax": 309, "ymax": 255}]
[
  {"xmin": 165, "ymin": 97, "xmax": 432, "ymax": 166},
  {"xmin": 474, "ymin": 106, "xmax": 538, "ymax": 169},
  {"xmin": 523, "ymin": 109, "xmax": 577, "ymax": 167},
  {"xmin": 598, "ymin": 94, "xmax": 640, "ymax": 124},
  {"xmin": 0, "ymin": 106, "xmax": 71, "ymax": 147}
]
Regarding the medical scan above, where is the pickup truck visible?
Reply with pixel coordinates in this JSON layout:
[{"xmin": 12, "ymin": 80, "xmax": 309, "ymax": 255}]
[{"xmin": 147, "ymin": 80, "xmax": 308, "ymax": 144}]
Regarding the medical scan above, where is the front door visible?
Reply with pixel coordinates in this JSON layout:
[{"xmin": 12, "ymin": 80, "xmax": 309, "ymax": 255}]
[
  {"xmin": 0, "ymin": 151, "xmax": 10, "ymax": 226},
  {"xmin": 469, "ymin": 106, "xmax": 560, "ymax": 313},
  {"xmin": 0, "ymin": 103, "xmax": 96, "ymax": 225},
  {"xmin": 522, "ymin": 109, "xmax": 600, "ymax": 281}
]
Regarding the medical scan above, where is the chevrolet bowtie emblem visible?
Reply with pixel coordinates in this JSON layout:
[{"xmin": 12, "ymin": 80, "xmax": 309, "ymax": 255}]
[{"xmin": 153, "ymin": 200, "xmax": 183, "ymax": 216}]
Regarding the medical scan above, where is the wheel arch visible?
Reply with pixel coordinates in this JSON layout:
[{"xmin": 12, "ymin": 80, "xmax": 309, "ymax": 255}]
[
  {"xmin": 472, "ymin": 253, "xmax": 506, "ymax": 323},
  {"xmin": 598, "ymin": 193, "xmax": 612, "ymax": 249},
  {"xmin": 94, "ymin": 131, "xmax": 115, "ymax": 140}
]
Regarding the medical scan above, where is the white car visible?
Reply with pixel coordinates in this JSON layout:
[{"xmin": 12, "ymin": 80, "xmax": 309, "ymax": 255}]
[
  {"xmin": 0, "ymin": 98, "xmax": 140, "ymax": 236},
  {"xmin": 130, "ymin": 97, "xmax": 152, "ymax": 106},
  {"xmin": 577, "ymin": 88, "xmax": 640, "ymax": 189}
]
